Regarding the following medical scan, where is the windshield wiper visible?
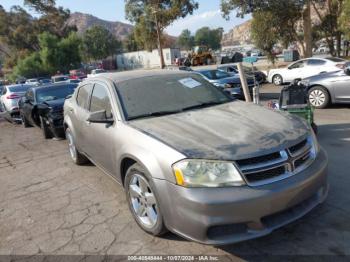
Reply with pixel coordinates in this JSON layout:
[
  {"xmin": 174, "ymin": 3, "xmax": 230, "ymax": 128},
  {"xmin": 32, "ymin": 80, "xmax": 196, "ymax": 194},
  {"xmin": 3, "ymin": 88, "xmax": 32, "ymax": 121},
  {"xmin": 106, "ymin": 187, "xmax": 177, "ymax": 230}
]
[
  {"xmin": 128, "ymin": 110, "xmax": 183, "ymax": 120},
  {"xmin": 181, "ymin": 101, "xmax": 226, "ymax": 112}
]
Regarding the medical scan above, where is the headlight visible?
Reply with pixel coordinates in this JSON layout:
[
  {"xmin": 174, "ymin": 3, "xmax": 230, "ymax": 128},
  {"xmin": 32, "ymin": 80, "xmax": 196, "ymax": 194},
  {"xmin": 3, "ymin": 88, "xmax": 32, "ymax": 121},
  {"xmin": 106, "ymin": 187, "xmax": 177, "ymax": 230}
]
[
  {"xmin": 299, "ymin": 79, "xmax": 310, "ymax": 87},
  {"xmin": 172, "ymin": 160, "xmax": 245, "ymax": 188},
  {"xmin": 310, "ymin": 130, "xmax": 320, "ymax": 156}
]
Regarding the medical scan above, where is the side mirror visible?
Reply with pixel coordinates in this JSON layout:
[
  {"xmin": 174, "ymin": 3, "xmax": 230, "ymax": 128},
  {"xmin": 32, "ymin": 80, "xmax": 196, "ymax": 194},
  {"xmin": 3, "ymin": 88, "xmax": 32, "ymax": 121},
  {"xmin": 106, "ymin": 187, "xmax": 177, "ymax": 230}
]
[
  {"xmin": 87, "ymin": 110, "xmax": 114, "ymax": 124},
  {"xmin": 344, "ymin": 68, "xmax": 350, "ymax": 76},
  {"xmin": 37, "ymin": 104, "xmax": 50, "ymax": 115}
]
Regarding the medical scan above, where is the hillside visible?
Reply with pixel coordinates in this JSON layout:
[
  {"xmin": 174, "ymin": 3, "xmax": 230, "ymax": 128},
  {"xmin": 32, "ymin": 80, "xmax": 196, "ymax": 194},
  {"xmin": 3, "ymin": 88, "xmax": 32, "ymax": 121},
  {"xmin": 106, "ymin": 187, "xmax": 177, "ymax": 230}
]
[
  {"xmin": 67, "ymin": 12, "xmax": 134, "ymax": 40},
  {"xmin": 221, "ymin": 20, "xmax": 252, "ymax": 46}
]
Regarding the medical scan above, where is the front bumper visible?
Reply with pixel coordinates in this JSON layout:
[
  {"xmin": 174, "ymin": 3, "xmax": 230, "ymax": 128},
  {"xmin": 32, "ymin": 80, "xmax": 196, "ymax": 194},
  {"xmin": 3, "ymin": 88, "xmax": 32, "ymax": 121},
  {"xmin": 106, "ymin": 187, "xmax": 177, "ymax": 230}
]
[
  {"xmin": 154, "ymin": 148, "xmax": 328, "ymax": 245},
  {"xmin": 45, "ymin": 115, "xmax": 65, "ymax": 137}
]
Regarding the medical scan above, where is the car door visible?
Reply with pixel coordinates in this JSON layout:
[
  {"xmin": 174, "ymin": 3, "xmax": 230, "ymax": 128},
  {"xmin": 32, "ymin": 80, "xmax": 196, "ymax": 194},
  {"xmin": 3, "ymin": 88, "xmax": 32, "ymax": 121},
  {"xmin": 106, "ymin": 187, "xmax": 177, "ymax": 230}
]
[
  {"xmin": 331, "ymin": 72, "xmax": 350, "ymax": 102},
  {"xmin": 284, "ymin": 60, "xmax": 306, "ymax": 82},
  {"xmin": 305, "ymin": 59, "xmax": 327, "ymax": 78},
  {"xmin": 73, "ymin": 83, "xmax": 94, "ymax": 153},
  {"xmin": 84, "ymin": 82, "xmax": 116, "ymax": 174}
]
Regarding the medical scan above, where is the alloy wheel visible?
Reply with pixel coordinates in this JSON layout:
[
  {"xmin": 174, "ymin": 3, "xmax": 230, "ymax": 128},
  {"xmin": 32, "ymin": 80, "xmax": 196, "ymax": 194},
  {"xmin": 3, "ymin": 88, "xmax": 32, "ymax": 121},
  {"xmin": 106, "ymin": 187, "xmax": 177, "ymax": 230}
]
[
  {"xmin": 273, "ymin": 75, "xmax": 282, "ymax": 85},
  {"xmin": 309, "ymin": 89, "xmax": 326, "ymax": 107},
  {"xmin": 66, "ymin": 131, "xmax": 77, "ymax": 161},
  {"xmin": 128, "ymin": 174, "xmax": 158, "ymax": 228}
]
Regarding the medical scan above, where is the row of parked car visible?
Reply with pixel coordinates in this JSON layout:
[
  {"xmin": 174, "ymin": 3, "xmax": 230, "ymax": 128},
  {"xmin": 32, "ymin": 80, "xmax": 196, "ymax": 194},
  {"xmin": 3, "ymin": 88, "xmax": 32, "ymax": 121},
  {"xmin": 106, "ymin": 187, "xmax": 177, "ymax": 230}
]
[
  {"xmin": 2, "ymin": 68, "xmax": 329, "ymax": 245},
  {"xmin": 267, "ymin": 57, "xmax": 350, "ymax": 108}
]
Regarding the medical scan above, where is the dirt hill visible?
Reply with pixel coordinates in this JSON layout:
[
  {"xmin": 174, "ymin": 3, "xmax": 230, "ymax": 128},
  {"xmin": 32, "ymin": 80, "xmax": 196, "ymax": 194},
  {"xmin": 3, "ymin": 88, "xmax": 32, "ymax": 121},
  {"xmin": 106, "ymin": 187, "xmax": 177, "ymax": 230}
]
[{"xmin": 67, "ymin": 12, "xmax": 134, "ymax": 40}]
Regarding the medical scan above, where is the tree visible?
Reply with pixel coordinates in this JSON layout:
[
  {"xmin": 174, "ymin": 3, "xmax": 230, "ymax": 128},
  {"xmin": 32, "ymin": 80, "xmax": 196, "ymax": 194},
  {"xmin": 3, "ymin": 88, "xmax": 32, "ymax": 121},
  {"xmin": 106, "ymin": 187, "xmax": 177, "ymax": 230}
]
[
  {"xmin": 83, "ymin": 25, "xmax": 121, "ymax": 61},
  {"xmin": 123, "ymin": 31, "xmax": 141, "ymax": 52},
  {"xmin": 251, "ymin": 12, "xmax": 279, "ymax": 64},
  {"xmin": 11, "ymin": 52, "xmax": 47, "ymax": 79},
  {"xmin": 220, "ymin": 0, "xmax": 316, "ymax": 58},
  {"xmin": 133, "ymin": 17, "xmax": 158, "ymax": 51},
  {"xmin": 194, "ymin": 27, "xmax": 223, "ymax": 50},
  {"xmin": 39, "ymin": 32, "xmax": 82, "ymax": 74},
  {"xmin": 125, "ymin": 0, "xmax": 199, "ymax": 68},
  {"xmin": 177, "ymin": 29, "xmax": 194, "ymax": 50},
  {"xmin": 312, "ymin": 0, "xmax": 345, "ymax": 57}
]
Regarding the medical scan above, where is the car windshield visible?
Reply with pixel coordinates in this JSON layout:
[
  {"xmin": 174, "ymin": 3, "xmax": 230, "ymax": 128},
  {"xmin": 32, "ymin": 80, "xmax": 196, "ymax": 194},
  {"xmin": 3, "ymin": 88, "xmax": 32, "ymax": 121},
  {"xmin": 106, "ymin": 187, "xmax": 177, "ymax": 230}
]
[
  {"xmin": 8, "ymin": 85, "xmax": 31, "ymax": 92},
  {"xmin": 116, "ymin": 74, "xmax": 233, "ymax": 120},
  {"xmin": 36, "ymin": 85, "xmax": 77, "ymax": 103},
  {"xmin": 200, "ymin": 70, "xmax": 230, "ymax": 80},
  {"xmin": 94, "ymin": 69, "xmax": 106, "ymax": 74},
  {"xmin": 326, "ymin": 57, "xmax": 345, "ymax": 62},
  {"xmin": 54, "ymin": 76, "xmax": 68, "ymax": 82}
]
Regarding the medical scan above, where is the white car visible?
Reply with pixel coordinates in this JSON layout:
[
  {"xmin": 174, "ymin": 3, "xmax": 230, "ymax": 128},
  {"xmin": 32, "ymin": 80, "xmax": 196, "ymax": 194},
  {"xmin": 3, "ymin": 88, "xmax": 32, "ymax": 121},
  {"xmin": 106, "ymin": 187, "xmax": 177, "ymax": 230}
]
[
  {"xmin": 87, "ymin": 69, "xmax": 107, "ymax": 78},
  {"xmin": 268, "ymin": 57, "xmax": 347, "ymax": 85},
  {"xmin": 0, "ymin": 84, "xmax": 31, "ymax": 121},
  {"xmin": 25, "ymin": 78, "xmax": 40, "ymax": 86}
]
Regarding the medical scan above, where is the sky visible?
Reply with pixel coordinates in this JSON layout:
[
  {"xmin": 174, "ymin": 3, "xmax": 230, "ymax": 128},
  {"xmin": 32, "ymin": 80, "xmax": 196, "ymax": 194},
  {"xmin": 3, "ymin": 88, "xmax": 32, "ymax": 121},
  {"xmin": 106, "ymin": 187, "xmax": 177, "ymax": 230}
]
[{"xmin": 1, "ymin": 0, "xmax": 250, "ymax": 36}]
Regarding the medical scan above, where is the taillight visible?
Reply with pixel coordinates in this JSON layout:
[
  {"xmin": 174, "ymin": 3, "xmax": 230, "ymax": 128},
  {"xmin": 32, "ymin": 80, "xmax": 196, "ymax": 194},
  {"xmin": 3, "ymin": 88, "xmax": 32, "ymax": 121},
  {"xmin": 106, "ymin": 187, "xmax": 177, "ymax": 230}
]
[
  {"xmin": 336, "ymin": 64, "xmax": 345, "ymax": 69},
  {"xmin": 6, "ymin": 94, "xmax": 20, "ymax": 100}
]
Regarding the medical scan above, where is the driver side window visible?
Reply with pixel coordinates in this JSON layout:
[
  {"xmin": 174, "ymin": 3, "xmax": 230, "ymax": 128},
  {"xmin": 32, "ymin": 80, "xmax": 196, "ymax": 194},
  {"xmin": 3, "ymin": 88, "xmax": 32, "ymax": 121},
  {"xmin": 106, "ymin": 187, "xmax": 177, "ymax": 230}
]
[
  {"xmin": 89, "ymin": 83, "xmax": 113, "ymax": 119},
  {"xmin": 289, "ymin": 61, "xmax": 305, "ymax": 69}
]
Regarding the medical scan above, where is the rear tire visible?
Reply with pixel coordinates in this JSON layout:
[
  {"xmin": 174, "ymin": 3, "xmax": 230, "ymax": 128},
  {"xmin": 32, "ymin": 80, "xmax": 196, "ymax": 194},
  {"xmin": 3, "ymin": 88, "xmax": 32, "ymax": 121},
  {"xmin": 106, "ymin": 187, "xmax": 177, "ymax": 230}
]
[
  {"xmin": 308, "ymin": 86, "xmax": 330, "ymax": 109},
  {"xmin": 65, "ymin": 127, "xmax": 89, "ymax": 165},
  {"xmin": 272, "ymin": 74, "xmax": 283, "ymax": 86},
  {"xmin": 125, "ymin": 163, "xmax": 167, "ymax": 236},
  {"xmin": 40, "ymin": 116, "xmax": 53, "ymax": 139}
]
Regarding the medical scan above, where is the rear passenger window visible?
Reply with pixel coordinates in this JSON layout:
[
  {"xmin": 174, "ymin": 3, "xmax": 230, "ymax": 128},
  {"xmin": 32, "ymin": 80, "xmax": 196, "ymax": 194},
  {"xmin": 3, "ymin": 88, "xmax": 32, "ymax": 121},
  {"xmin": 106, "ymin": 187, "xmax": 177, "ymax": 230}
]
[
  {"xmin": 89, "ymin": 83, "xmax": 113, "ymax": 118},
  {"xmin": 307, "ymin": 59, "xmax": 326, "ymax": 66},
  {"xmin": 76, "ymin": 84, "xmax": 93, "ymax": 109}
]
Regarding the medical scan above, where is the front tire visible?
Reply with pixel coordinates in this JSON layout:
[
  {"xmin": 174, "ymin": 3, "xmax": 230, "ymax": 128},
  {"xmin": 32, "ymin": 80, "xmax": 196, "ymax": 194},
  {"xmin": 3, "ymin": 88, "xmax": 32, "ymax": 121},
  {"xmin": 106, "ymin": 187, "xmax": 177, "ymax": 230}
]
[
  {"xmin": 125, "ymin": 164, "xmax": 167, "ymax": 236},
  {"xmin": 308, "ymin": 86, "xmax": 330, "ymax": 109},
  {"xmin": 65, "ymin": 127, "xmax": 89, "ymax": 165},
  {"xmin": 272, "ymin": 74, "xmax": 283, "ymax": 86},
  {"xmin": 40, "ymin": 116, "xmax": 53, "ymax": 139}
]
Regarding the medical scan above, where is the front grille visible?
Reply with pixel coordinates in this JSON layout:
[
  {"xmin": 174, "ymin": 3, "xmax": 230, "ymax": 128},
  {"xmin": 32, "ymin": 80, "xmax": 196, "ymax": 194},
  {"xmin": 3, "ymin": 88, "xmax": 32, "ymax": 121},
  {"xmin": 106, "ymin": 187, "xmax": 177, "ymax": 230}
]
[
  {"xmin": 236, "ymin": 152, "xmax": 281, "ymax": 166},
  {"xmin": 294, "ymin": 152, "xmax": 311, "ymax": 169},
  {"xmin": 288, "ymin": 139, "xmax": 309, "ymax": 156},
  {"xmin": 245, "ymin": 166, "xmax": 286, "ymax": 183},
  {"xmin": 236, "ymin": 137, "xmax": 315, "ymax": 186}
]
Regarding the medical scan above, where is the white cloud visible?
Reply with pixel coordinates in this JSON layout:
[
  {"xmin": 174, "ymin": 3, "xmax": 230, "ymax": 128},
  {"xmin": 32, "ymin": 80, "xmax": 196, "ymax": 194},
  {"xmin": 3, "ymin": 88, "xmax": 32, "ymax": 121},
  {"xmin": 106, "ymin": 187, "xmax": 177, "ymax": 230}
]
[{"xmin": 166, "ymin": 9, "xmax": 249, "ymax": 36}]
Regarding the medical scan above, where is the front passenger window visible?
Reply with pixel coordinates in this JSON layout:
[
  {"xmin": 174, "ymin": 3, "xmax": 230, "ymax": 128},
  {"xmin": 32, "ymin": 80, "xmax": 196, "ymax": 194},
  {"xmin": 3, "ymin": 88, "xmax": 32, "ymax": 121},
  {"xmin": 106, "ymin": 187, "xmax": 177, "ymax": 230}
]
[
  {"xmin": 89, "ymin": 83, "xmax": 113, "ymax": 118},
  {"xmin": 76, "ymin": 84, "xmax": 93, "ymax": 110}
]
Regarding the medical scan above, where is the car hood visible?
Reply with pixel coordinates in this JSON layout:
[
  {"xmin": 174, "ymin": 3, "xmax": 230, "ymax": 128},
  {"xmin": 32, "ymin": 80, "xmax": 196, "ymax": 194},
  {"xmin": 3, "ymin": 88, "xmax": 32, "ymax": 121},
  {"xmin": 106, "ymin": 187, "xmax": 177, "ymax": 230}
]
[
  {"xmin": 43, "ymin": 98, "xmax": 65, "ymax": 111},
  {"xmin": 129, "ymin": 102, "xmax": 309, "ymax": 161}
]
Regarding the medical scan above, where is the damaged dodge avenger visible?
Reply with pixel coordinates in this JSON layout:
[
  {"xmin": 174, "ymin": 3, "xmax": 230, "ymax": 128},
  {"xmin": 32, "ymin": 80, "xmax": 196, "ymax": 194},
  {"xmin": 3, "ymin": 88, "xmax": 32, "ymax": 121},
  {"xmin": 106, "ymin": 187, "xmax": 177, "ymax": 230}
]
[{"xmin": 63, "ymin": 70, "xmax": 328, "ymax": 245}]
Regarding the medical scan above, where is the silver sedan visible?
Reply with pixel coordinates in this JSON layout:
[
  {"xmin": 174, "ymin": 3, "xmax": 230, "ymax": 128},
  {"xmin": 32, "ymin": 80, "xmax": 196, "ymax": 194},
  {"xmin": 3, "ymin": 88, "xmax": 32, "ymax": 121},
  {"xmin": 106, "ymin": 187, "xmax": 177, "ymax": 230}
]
[
  {"xmin": 301, "ymin": 67, "xmax": 350, "ymax": 108},
  {"xmin": 64, "ymin": 70, "xmax": 328, "ymax": 245}
]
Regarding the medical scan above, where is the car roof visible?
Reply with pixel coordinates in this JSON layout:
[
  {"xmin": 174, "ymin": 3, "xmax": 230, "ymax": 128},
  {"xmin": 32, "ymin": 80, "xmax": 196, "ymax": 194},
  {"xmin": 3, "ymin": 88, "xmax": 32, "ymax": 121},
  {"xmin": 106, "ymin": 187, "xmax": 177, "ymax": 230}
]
[
  {"xmin": 95, "ymin": 70, "xmax": 193, "ymax": 84},
  {"xmin": 32, "ymin": 82, "xmax": 77, "ymax": 92}
]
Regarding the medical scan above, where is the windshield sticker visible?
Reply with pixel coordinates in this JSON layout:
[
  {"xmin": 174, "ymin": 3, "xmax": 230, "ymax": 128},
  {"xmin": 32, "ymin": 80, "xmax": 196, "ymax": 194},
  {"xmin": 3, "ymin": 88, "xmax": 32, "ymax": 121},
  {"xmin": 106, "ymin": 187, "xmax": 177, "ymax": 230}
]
[{"xmin": 178, "ymin": 78, "xmax": 202, "ymax": 89}]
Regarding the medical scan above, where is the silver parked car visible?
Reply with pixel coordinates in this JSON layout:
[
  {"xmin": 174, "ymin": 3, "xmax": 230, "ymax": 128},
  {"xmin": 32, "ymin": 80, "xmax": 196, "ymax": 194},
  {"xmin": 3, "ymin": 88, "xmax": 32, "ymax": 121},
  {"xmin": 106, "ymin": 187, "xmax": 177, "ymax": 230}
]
[
  {"xmin": 64, "ymin": 70, "xmax": 328, "ymax": 245},
  {"xmin": 300, "ymin": 66, "xmax": 350, "ymax": 108},
  {"xmin": 0, "ymin": 84, "xmax": 31, "ymax": 122}
]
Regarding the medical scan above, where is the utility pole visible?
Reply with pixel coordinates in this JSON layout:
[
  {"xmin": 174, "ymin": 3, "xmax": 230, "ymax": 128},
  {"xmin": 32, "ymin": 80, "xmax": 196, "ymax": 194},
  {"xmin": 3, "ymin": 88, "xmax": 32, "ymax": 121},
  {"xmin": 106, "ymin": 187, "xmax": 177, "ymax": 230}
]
[{"xmin": 237, "ymin": 63, "xmax": 252, "ymax": 103}]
